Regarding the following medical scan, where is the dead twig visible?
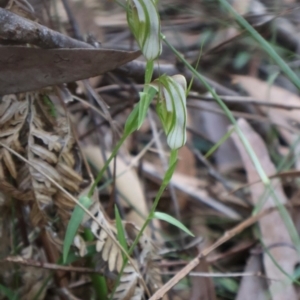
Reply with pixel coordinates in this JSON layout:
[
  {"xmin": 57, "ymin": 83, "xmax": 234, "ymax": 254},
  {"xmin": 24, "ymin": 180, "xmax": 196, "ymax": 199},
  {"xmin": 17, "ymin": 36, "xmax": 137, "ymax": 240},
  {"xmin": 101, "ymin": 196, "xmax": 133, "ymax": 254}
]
[
  {"xmin": 2, "ymin": 256, "xmax": 99, "ymax": 274},
  {"xmin": 149, "ymin": 207, "xmax": 274, "ymax": 300}
]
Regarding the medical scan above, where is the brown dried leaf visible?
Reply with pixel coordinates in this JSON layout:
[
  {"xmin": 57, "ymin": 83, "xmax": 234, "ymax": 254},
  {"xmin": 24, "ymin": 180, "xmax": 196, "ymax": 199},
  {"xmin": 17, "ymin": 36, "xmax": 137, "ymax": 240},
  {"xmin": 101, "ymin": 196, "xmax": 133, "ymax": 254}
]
[
  {"xmin": 176, "ymin": 112, "xmax": 197, "ymax": 210},
  {"xmin": 142, "ymin": 161, "xmax": 241, "ymax": 220},
  {"xmin": 232, "ymin": 75, "xmax": 300, "ymax": 144},
  {"xmin": 190, "ymin": 259, "xmax": 216, "ymax": 300},
  {"xmin": 231, "ymin": 119, "xmax": 299, "ymax": 300},
  {"xmin": 189, "ymin": 100, "xmax": 242, "ymax": 172},
  {"xmin": 0, "ymin": 47, "xmax": 140, "ymax": 95},
  {"xmin": 236, "ymin": 255, "xmax": 268, "ymax": 300}
]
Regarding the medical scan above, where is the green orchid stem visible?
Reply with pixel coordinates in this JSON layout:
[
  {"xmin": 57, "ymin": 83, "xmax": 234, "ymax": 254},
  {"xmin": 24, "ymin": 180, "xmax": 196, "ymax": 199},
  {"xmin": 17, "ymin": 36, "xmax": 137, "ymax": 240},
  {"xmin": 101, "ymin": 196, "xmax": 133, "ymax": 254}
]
[
  {"xmin": 88, "ymin": 133, "xmax": 128, "ymax": 198},
  {"xmin": 110, "ymin": 149, "xmax": 178, "ymax": 300},
  {"xmin": 128, "ymin": 149, "xmax": 178, "ymax": 252},
  {"xmin": 83, "ymin": 229, "xmax": 108, "ymax": 299},
  {"xmin": 145, "ymin": 60, "xmax": 154, "ymax": 85}
]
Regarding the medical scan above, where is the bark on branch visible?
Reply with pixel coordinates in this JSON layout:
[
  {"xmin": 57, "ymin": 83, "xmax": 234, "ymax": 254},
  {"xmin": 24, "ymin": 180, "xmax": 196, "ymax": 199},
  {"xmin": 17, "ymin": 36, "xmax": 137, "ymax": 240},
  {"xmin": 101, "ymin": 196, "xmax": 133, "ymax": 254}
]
[{"xmin": 0, "ymin": 8, "xmax": 93, "ymax": 49}]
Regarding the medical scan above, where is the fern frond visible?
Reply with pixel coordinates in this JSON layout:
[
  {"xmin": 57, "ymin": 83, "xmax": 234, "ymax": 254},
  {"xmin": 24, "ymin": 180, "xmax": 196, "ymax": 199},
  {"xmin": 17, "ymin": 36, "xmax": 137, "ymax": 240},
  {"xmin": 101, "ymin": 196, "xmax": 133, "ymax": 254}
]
[
  {"xmin": 112, "ymin": 264, "xmax": 143, "ymax": 300},
  {"xmin": 0, "ymin": 94, "xmax": 28, "ymax": 181}
]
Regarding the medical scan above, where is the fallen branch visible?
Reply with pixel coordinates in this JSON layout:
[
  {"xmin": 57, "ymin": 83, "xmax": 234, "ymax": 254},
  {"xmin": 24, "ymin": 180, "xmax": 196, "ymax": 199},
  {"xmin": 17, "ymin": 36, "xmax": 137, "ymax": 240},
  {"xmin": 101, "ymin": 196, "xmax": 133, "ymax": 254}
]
[
  {"xmin": 0, "ymin": 8, "xmax": 92, "ymax": 49},
  {"xmin": 2, "ymin": 256, "xmax": 99, "ymax": 274}
]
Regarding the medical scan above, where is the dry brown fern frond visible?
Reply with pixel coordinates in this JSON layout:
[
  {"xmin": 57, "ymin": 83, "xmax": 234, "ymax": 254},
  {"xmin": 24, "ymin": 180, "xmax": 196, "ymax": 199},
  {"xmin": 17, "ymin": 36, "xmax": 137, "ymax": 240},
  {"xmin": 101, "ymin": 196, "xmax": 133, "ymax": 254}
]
[
  {"xmin": 0, "ymin": 94, "xmax": 28, "ymax": 199},
  {"xmin": 126, "ymin": 223, "xmax": 163, "ymax": 295},
  {"xmin": 12, "ymin": 90, "xmax": 85, "ymax": 231},
  {"xmin": 87, "ymin": 202, "xmax": 145, "ymax": 299},
  {"xmin": 86, "ymin": 203, "xmax": 164, "ymax": 299},
  {"xmin": 49, "ymin": 92, "xmax": 84, "ymax": 226},
  {"xmin": 18, "ymin": 245, "xmax": 50, "ymax": 300},
  {"xmin": 0, "ymin": 89, "xmax": 163, "ymax": 299},
  {"xmin": 16, "ymin": 92, "xmax": 62, "ymax": 226},
  {"xmin": 91, "ymin": 203, "xmax": 124, "ymax": 273},
  {"xmin": 5, "ymin": 0, "xmax": 36, "ymax": 20},
  {"xmin": 0, "ymin": 191, "xmax": 13, "ymax": 294},
  {"xmin": 112, "ymin": 264, "xmax": 144, "ymax": 300}
]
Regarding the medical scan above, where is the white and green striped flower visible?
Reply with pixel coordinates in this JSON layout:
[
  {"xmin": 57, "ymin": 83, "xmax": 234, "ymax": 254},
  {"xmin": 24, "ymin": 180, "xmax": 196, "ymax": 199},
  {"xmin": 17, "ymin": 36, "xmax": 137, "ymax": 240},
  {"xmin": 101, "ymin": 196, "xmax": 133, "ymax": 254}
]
[
  {"xmin": 127, "ymin": 0, "xmax": 161, "ymax": 61},
  {"xmin": 152, "ymin": 75, "xmax": 187, "ymax": 149}
]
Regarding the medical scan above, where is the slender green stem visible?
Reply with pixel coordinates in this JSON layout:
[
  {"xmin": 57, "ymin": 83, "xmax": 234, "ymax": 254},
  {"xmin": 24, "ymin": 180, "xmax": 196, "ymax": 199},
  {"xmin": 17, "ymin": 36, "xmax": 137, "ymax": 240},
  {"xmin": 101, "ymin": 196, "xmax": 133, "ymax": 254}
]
[
  {"xmin": 128, "ymin": 149, "xmax": 178, "ymax": 252},
  {"xmin": 145, "ymin": 60, "xmax": 154, "ymax": 85},
  {"xmin": 110, "ymin": 149, "xmax": 178, "ymax": 299},
  {"xmin": 83, "ymin": 229, "xmax": 107, "ymax": 299},
  {"xmin": 205, "ymin": 127, "xmax": 235, "ymax": 159},
  {"xmin": 88, "ymin": 133, "xmax": 128, "ymax": 198}
]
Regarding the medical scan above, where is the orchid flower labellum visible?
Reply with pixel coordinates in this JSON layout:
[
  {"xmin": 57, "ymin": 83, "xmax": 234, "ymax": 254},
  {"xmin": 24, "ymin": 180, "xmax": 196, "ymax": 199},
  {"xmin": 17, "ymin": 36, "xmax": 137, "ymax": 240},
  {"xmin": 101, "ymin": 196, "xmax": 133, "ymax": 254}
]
[
  {"xmin": 152, "ymin": 74, "xmax": 187, "ymax": 149},
  {"xmin": 127, "ymin": 0, "xmax": 162, "ymax": 61}
]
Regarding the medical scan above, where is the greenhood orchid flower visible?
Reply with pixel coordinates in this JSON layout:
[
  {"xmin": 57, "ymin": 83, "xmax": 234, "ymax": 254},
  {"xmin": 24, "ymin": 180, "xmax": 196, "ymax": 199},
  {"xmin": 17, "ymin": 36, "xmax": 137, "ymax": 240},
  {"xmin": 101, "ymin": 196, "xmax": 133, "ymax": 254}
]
[
  {"xmin": 152, "ymin": 74, "xmax": 187, "ymax": 149},
  {"xmin": 127, "ymin": 0, "xmax": 162, "ymax": 61}
]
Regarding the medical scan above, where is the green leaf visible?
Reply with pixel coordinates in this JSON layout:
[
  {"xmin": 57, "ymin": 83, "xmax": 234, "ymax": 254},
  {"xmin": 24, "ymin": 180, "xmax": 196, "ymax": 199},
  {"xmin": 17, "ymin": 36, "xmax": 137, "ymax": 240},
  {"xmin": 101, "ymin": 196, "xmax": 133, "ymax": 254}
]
[
  {"xmin": 0, "ymin": 284, "xmax": 18, "ymax": 300},
  {"xmin": 153, "ymin": 211, "xmax": 194, "ymax": 237},
  {"xmin": 216, "ymin": 277, "xmax": 239, "ymax": 293},
  {"xmin": 137, "ymin": 86, "xmax": 157, "ymax": 129},
  {"xmin": 145, "ymin": 60, "xmax": 154, "ymax": 84},
  {"xmin": 115, "ymin": 205, "xmax": 128, "ymax": 260},
  {"xmin": 138, "ymin": 92, "xmax": 150, "ymax": 129},
  {"xmin": 63, "ymin": 196, "xmax": 92, "ymax": 263},
  {"xmin": 125, "ymin": 85, "xmax": 156, "ymax": 135},
  {"xmin": 233, "ymin": 51, "xmax": 250, "ymax": 69},
  {"xmin": 124, "ymin": 103, "xmax": 139, "ymax": 135},
  {"xmin": 42, "ymin": 95, "xmax": 57, "ymax": 117}
]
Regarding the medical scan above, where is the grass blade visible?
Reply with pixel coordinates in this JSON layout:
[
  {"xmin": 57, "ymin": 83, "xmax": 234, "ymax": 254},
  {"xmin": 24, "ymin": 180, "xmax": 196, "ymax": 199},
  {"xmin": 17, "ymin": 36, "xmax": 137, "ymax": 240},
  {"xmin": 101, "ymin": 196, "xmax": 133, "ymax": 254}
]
[
  {"xmin": 0, "ymin": 284, "xmax": 18, "ymax": 300},
  {"xmin": 153, "ymin": 211, "xmax": 194, "ymax": 237},
  {"xmin": 115, "ymin": 205, "xmax": 128, "ymax": 260},
  {"xmin": 218, "ymin": 0, "xmax": 300, "ymax": 91},
  {"xmin": 63, "ymin": 196, "xmax": 92, "ymax": 263}
]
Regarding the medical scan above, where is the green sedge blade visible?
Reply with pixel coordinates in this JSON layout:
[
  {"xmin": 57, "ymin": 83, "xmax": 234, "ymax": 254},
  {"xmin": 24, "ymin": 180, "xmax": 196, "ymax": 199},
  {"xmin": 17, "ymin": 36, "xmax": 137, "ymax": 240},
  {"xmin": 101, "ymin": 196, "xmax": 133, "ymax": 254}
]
[
  {"xmin": 63, "ymin": 196, "xmax": 92, "ymax": 263},
  {"xmin": 153, "ymin": 211, "xmax": 194, "ymax": 237},
  {"xmin": 205, "ymin": 127, "xmax": 235, "ymax": 159},
  {"xmin": 0, "ymin": 284, "xmax": 18, "ymax": 300},
  {"xmin": 114, "ymin": 205, "xmax": 128, "ymax": 260},
  {"xmin": 42, "ymin": 95, "xmax": 57, "ymax": 117}
]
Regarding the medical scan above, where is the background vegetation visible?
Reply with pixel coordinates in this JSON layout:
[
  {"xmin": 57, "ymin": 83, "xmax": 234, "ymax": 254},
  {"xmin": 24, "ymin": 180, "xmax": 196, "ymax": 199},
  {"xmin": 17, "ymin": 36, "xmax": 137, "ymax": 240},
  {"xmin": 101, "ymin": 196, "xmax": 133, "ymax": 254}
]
[{"xmin": 1, "ymin": 0, "xmax": 300, "ymax": 299}]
